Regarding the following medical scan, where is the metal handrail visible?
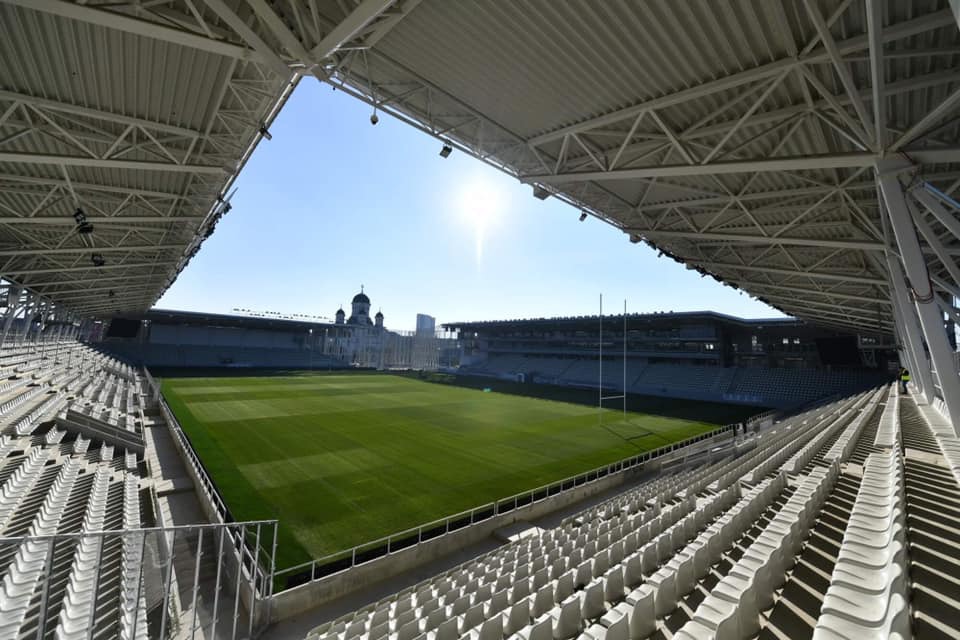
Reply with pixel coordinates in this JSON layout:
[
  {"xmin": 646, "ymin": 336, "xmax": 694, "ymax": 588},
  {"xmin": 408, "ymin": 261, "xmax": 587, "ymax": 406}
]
[
  {"xmin": 0, "ymin": 519, "xmax": 278, "ymax": 543},
  {"xmin": 143, "ymin": 369, "xmax": 279, "ymax": 599},
  {"xmin": 157, "ymin": 396, "xmax": 233, "ymax": 521}
]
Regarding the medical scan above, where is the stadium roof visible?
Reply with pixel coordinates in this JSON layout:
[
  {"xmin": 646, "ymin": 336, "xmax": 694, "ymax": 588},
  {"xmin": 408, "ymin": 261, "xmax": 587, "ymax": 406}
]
[{"xmin": 2, "ymin": 1, "xmax": 960, "ymax": 336}]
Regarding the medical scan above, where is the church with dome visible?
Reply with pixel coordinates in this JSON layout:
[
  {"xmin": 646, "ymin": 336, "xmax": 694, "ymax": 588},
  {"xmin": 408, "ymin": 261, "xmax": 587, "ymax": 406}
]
[{"xmin": 335, "ymin": 286, "xmax": 384, "ymax": 328}]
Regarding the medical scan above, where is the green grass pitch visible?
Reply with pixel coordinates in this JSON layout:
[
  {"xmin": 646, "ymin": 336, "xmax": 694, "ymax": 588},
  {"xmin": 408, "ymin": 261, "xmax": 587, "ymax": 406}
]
[{"xmin": 161, "ymin": 373, "xmax": 727, "ymax": 569}]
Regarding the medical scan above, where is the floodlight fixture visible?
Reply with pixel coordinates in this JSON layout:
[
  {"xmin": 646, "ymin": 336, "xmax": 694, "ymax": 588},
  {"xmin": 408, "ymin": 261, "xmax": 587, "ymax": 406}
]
[
  {"xmin": 579, "ymin": 211, "xmax": 588, "ymax": 222},
  {"xmin": 77, "ymin": 222, "xmax": 94, "ymax": 234},
  {"xmin": 259, "ymin": 125, "xmax": 272, "ymax": 141},
  {"xmin": 532, "ymin": 185, "xmax": 550, "ymax": 200},
  {"xmin": 439, "ymin": 143, "xmax": 453, "ymax": 158},
  {"xmin": 91, "ymin": 253, "xmax": 105, "ymax": 267}
]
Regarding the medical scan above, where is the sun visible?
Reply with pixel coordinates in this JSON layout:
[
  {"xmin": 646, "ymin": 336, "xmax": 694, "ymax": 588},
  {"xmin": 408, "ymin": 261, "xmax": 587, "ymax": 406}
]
[{"xmin": 457, "ymin": 177, "xmax": 507, "ymax": 263}]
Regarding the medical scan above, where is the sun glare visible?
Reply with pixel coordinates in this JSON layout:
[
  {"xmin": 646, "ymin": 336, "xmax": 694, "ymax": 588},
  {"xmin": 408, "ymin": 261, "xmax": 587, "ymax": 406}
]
[{"xmin": 458, "ymin": 177, "xmax": 507, "ymax": 264}]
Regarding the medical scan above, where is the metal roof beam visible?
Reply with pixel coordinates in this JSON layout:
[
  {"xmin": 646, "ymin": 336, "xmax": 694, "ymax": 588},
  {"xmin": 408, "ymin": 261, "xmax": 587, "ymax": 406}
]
[
  {"xmin": 48, "ymin": 288, "xmax": 153, "ymax": 302},
  {"xmin": 0, "ymin": 0, "xmax": 259, "ymax": 62},
  {"xmin": 754, "ymin": 284, "xmax": 893, "ymax": 314},
  {"xmin": 638, "ymin": 183, "xmax": 876, "ymax": 212},
  {"xmin": 23, "ymin": 274, "xmax": 165, "ymax": 289},
  {"xmin": 633, "ymin": 229, "xmax": 886, "ymax": 252},
  {"xmin": 364, "ymin": 0, "xmax": 423, "ymax": 47},
  {"xmin": 689, "ymin": 259, "xmax": 887, "ymax": 286},
  {"xmin": 773, "ymin": 302, "xmax": 892, "ymax": 327},
  {"xmin": 69, "ymin": 300, "xmax": 155, "ymax": 314},
  {"xmin": 913, "ymin": 184, "xmax": 960, "ymax": 240},
  {"xmin": 866, "ymin": 0, "xmax": 887, "ymax": 149},
  {"xmin": 528, "ymin": 149, "xmax": 960, "ymax": 183},
  {"xmin": 244, "ymin": 0, "xmax": 315, "ymax": 63},
  {"xmin": 803, "ymin": 0, "xmax": 875, "ymax": 146},
  {"xmin": 678, "ymin": 69, "xmax": 960, "ymax": 145},
  {"xmin": 804, "ymin": 317, "xmax": 890, "ymax": 334},
  {"xmin": 0, "ymin": 216, "xmax": 202, "ymax": 226},
  {"xmin": 891, "ymin": 86, "xmax": 960, "ymax": 151},
  {"xmin": 0, "ymin": 152, "xmax": 226, "ymax": 174},
  {"xmin": 0, "ymin": 176, "xmax": 197, "ymax": 200},
  {"xmin": 741, "ymin": 281, "xmax": 890, "ymax": 304},
  {"xmin": 201, "ymin": 0, "xmax": 292, "ymax": 78},
  {"xmin": 774, "ymin": 300, "xmax": 891, "ymax": 324},
  {"xmin": 526, "ymin": 10, "xmax": 955, "ymax": 146},
  {"xmin": 309, "ymin": 0, "xmax": 397, "ymax": 59},
  {"xmin": 0, "ymin": 89, "xmax": 200, "ymax": 138},
  {"xmin": 4, "ymin": 263, "xmax": 164, "ymax": 276},
  {"xmin": 0, "ymin": 245, "xmax": 181, "ymax": 257},
  {"xmin": 530, "ymin": 152, "xmax": 876, "ymax": 182}
]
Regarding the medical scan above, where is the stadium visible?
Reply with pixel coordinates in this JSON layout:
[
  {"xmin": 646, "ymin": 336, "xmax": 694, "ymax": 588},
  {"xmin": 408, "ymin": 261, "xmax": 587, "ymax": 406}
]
[{"xmin": 1, "ymin": 1, "xmax": 960, "ymax": 640}]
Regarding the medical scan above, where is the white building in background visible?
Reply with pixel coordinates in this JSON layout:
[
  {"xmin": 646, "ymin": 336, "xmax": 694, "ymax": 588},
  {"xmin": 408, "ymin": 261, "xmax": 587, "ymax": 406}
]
[
  {"xmin": 324, "ymin": 288, "xmax": 452, "ymax": 370},
  {"xmin": 335, "ymin": 286, "xmax": 384, "ymax": 328},
  {"xmin": 416, "ymin": 314, "xmax": 436, "ymax": 336}
]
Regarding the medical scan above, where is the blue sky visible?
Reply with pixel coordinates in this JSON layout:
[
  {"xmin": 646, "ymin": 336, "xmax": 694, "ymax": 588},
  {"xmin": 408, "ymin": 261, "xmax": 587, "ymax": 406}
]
[{"xmin": 156, "ymin": 81, "xmax": 784, "ymax": 330}]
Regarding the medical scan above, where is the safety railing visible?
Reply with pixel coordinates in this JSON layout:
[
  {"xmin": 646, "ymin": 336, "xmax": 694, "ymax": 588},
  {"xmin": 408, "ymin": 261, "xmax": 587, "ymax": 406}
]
[
  {"xmin": 144, "ymin": 369, "xmax": 281, "ymax": 619},
  {"xmin": 0, "ymin": 520, "xmax": 278, "ymax": 640}
]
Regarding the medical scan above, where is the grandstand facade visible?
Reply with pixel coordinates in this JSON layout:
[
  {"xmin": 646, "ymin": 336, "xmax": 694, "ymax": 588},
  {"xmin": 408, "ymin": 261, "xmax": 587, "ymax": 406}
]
[
  {"xmin": 101, "ymin": 307, "xmax": 458, "ymax": 371},
  {"xmin": 448, "ymin": 312, "xmax": 894, "ymax": 409}
]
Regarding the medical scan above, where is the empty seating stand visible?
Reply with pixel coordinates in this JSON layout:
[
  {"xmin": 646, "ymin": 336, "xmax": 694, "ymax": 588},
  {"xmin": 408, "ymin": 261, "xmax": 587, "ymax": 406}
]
[
  {"xmin": 874, "ymin": 385, "xmax": 900, "ymax": 449},
  {"xmin": 812, "ymin": 450, "xmax": 910, "ymax": 639},
  {"xmin": 305, "ymin": 387, "xmax": 892, "ymax": 640},
  {"xmin": 0, "ymin": 341, "xmax": 146, "ymax": 640}
]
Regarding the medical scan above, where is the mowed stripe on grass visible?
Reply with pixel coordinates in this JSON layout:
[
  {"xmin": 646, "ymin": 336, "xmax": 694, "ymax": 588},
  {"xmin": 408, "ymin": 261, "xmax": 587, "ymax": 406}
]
[{"xmin": 161, "ymin": 373, "xmax": 719, "ymax": 569}]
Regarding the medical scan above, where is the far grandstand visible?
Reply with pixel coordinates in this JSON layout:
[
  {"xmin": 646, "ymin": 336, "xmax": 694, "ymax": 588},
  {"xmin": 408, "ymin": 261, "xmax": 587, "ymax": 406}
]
[
  {"xmin": 449, "ymin": 311, "xmax": 895, "ymax": 409},
  {"xmin": 100, "ymin": 304, "xmax": 893, "ymax": 411}
]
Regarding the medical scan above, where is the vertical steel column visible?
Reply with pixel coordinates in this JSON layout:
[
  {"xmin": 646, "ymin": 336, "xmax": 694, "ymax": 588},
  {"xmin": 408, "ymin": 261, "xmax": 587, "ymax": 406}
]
[
  {"xmin": 14, "ymin": 291, "xmax": 33, "ymax": 347},
  {"xmin": 0, "ymin": 285, "xmax": 20, "ymax": 350},
  {"xmin": 911, "ymin": 197, "xmax": 960, "ymax": 290},
  {"xmin": 26, "ymin": 298, "xmax": 44, "ymax": 348},
  {"xmin": 878, "ymin": 162, "xmax": 960, "ymax": 433},
  {"xmin": 598, "ymin": 294, "xmax": 603, "ymax": 426},
  {"xmin": 890, "ymin": 289, "xmax": 927, "ymax": 397},
  {"xmin": 623, "ymin": 300, "xmax": 627, "ymax": 418},
  {"xmin": 888, "ymin": 247, "xmax": 936, "ymax": 402}
]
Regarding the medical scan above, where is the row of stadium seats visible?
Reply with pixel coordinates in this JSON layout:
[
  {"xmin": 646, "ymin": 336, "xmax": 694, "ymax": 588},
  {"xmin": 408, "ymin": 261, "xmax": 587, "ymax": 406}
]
[
  {"xmin": 812, "ymin": 448, "xmax": 909, "ymax": 638},
  {"xmin": 463, "ymin": 356, "xmax": 888, "ymax": 407},
  {"xmin": 0, "ymin": 340, "xmax": 148, "ymax": 639},
  {"xmin": 101, "ymin": 341, "xmax": 349, "ymax": 369},
  {"xmin": 305, "ymin": 384, "xmax": 907, "ymax": 640}
]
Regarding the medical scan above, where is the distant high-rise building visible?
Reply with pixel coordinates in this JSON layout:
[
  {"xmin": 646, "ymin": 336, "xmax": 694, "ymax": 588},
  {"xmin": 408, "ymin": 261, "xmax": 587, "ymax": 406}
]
[{"xmin": 416, "ymin": 314, "xmax": 436, "ymax": 336}]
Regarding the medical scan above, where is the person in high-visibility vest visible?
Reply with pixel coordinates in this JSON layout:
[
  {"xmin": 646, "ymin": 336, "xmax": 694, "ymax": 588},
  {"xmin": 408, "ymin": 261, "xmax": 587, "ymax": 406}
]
[{"xmin": 900, "ymin": 368, "xmax": 910, "ymax": 393}]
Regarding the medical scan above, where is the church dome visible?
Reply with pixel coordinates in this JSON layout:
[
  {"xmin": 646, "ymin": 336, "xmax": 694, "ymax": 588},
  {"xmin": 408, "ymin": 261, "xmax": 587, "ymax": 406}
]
[
  {"xmin": 375, "ymin": 310, "xmax": 383, "ymax": 318},
  {"xmin": 352, "ymin": 292, "xmax": 370, "ymax": 304}
]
